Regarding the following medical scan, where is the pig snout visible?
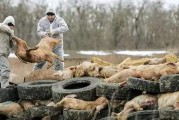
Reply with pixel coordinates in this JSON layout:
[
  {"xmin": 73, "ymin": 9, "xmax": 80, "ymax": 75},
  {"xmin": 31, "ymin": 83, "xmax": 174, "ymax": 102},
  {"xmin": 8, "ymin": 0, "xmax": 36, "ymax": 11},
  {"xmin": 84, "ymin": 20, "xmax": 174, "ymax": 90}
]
[{"xmin": 143, "ymin": 99, "xmax": 157, "ymax": 106}]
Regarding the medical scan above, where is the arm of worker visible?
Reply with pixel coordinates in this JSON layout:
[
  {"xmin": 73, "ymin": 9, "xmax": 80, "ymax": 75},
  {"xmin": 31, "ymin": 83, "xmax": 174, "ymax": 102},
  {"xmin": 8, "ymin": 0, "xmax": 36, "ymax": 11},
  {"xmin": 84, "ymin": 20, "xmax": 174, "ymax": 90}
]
[
  {"xmin": 0, "ymin": 23, "xmax": 14, "ymax": 36},
  {"xmin": 36, "ymin": 19, "xmax": 48, "ymax": 38},
  {"xmin": 50, "ymin": 18, "xmax": 69, "ymax": 35},
  {"xmin": 9, "ymin": 37, "xmax": 16, "ymax": 48}
]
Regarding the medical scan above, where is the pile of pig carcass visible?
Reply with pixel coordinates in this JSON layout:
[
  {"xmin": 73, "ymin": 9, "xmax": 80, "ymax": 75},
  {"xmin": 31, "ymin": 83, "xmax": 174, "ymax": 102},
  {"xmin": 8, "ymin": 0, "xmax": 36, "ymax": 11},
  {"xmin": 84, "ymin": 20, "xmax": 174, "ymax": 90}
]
[{"xmin": 2, "ymin": 53, "xmax": 179, "ymax": 120}]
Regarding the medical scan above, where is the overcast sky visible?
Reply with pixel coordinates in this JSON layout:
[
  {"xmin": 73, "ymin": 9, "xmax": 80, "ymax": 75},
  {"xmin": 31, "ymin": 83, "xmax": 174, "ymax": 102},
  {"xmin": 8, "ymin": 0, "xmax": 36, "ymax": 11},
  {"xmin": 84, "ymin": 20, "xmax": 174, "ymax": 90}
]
[
  {"xmin": 162, "ymin": 0, "xmax": 179, "ymax": 5},
  {"xmin": 14, "ymin": 0, "xmax": 179, "ymax": 8},
  {"xmin": 47, "ymin": 0, "xmax": 179, "ymax": 7}
]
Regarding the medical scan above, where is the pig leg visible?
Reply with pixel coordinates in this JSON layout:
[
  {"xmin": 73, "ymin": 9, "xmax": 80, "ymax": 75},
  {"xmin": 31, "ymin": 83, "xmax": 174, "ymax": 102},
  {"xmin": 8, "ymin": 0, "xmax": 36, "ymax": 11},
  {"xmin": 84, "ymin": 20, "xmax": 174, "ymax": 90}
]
[
  {"xmin": 54, "ymin": 53, "xmax": 65, "ymax": 62},
  {"xmin": 88, "ymin": 101, "xmax": 105, "ymax": 118},
  {"xmin": 47, "ymin": 52, "xmax": 65, "ymax": 62},
  {"xmin": 115, "ymin": 108, "xmax": 134, "ymax": 120},
  {"xmin": 95, "ymin": 103, "xmax": 107, "ymax": 113},
  {"xmin": 54, "ymin": 99, "xmax": 65, "ymax": 108},
  {"xmin": 45, "ymin": 53, "xmax": 64, "ymax": 69},
  {"xmin": 131, "ymin": 103, "xmax": 143, "ymax": 111},
  {"xmin": 46, "ymin": 62, "xmax": 54, "ymax": 69},
  {"xmin": 119, "ymin": 81, "xmax": 127, "ymax": 87},
  {"xmin": 124, "ymin": 102, "xmax": 143, "ymax": 111},
  {"xmin": 45, "ymin": 55, "xmax": 55, "ymax": 69}
]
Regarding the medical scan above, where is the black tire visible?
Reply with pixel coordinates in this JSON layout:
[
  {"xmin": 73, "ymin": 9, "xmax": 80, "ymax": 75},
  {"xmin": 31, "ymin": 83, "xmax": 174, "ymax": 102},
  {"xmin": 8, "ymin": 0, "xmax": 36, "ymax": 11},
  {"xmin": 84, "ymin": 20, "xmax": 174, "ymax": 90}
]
[
  {"xmin": 30, "ymin": 106, "xmax": 62, "ymax": 118},
  {"xmin": 127, "ymin": 77, "xmax": 160, "ymax": 94},
  {"xmin": 63, "ymin": 109, "xmax": 91, "ymax": 120},
  {"xmin": 96, "ymin": 82, "xmax": 130, "ymax": 100},
  {"xmin": 56, "ymin": 115, "xmax": 64, "ymax": 120},
  {"xmin": 159, "ymin": 109, "xmax": 179, "ymax": 120},
  {"xmin": 51, "ymin": 115, "xmax": 64, "ymax": 120},
  {"xmin": 159, "ymin": 74, "xmax": 179, "ymax": 93},
  {"xmin": 17, "ymin": 80, "xmax": 58, "ymax": 100},
  {"xmin": 109, "ymin": 99, "xmax": 127, "ymax": 113},
  {"xmin": 63, "ymin": 108, "xmax": 109, "ymax": 120},
  {"xmin": 52, "ymin": 77, "xmax": 100, "ymax": 102},
  {"xmin": 7, "ymin": 117, "xmax": 29, "ymax": 120},
  {"xmin": 8, "ymin": 114, "xmax": 56, "ymax": 120},
  {"xmin": 99, "ymin": 117, "xmax": 117, "ymax": 120},
  {"xmin": 126, "ymin": 89, "xmax": 143, "ymax": 101},
  {"xmin": 0, "ymin": 115, "xmax": 8, "ymax": 120},
  {"xmin": 127, "ymin": 110, "xmax": 159, "ymax": 120},
  {"xmin": 0, "ymin": 87, "xmax": 19, "ymax": 102}
]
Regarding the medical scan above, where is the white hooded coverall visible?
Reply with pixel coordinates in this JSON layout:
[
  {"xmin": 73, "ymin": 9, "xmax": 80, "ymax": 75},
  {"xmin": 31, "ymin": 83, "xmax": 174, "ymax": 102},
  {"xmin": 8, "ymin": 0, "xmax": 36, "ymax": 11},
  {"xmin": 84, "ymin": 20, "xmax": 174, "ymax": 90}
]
[
  {"xmin": 0, "ymin": 16, "xmax": 15, "ymax": 88},
  {"xmin": 33, "ymin": 7, "xmax": 69, "ymax": 71}
]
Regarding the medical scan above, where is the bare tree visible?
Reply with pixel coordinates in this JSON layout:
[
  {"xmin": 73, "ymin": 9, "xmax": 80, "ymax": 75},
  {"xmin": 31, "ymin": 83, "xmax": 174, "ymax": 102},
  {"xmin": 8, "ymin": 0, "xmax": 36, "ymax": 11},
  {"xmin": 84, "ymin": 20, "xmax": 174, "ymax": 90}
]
[{"xmin": 0, "ymin": 0, "xmax": 178, "ymax": 50}]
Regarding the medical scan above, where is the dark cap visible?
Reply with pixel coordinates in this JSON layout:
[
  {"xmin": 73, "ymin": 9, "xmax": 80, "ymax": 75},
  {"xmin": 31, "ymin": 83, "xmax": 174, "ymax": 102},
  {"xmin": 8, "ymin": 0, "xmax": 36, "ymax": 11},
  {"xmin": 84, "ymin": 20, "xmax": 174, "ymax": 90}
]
[{"xmin": 46, "ymin": 12, "xmax": 55, "ymax": 16}]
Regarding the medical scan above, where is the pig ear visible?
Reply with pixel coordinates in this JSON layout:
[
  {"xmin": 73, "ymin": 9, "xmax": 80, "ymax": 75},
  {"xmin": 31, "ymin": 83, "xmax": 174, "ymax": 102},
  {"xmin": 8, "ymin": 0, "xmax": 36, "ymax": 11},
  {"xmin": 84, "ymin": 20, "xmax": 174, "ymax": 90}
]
[
  {"xmin": 65, "ymin": 94, "xmax": 77, "ymax": 98},
  {"xmin": 126, "ymin": 108, "xmax": 134, "ymax": 113}
]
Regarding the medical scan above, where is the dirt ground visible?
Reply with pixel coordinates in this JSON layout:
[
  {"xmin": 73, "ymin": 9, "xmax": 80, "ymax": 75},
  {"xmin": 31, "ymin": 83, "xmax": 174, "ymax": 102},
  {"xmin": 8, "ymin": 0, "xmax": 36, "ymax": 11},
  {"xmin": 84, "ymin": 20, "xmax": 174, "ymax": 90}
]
[{"xmin": 8, "ymin": 57, "xmax": 88, "ymax": 84}]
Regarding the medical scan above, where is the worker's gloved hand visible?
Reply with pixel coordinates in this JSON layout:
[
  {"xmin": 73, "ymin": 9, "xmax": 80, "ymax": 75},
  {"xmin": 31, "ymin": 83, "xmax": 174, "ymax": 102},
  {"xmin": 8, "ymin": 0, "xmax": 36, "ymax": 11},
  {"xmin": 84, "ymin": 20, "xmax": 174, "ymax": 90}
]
[
  {"xmin": 50, "ymin": 29, "xmax": 55, "ymax": 35},
  {"xmin": 45, "ymin": 32, "xmax": 51, "ymax": 37}
]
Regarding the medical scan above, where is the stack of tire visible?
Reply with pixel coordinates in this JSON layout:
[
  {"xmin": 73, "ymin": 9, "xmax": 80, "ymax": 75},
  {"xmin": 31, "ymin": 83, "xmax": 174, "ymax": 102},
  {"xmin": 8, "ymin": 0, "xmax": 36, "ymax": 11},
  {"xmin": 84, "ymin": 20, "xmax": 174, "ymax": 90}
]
[
  {"xmin": 110, "ymin": 74, "xmax": 179, "ymax": 120},
  {"xmin": 3, "ymin": 74, "xmax": 179, "ymax": 120},
  {"xmin": 52, "ymin": 77, "xmax": 109, "ymax": 120},
  {"xmin": 0, "ymin": 85, "xmax": 19, "ymax": 120},
  {"xmin": 4, "ymin": 77, "xmax": 109, "ymax": 120},
  {"xmin": 2, "ymin": 77, "xmax": 154, "ymax": 120},
  {"xmin": 51, "ymin": 77, "xmax": 141, "ymax": 120},
  {"xmin": 4, "ymin": 80, "xmax": 61, "ymax": 120},
  {"xmin": 96, "ymin": 78, "xmax": 156, "ymax": 120},
  {"xmin": 20, "ymin": 80, "xmax": 62, "ymax": 120},
  {"xmin": 158, "ymin": 74, "xmax": 179, "ymax": 120},
  {"xmin": 125, "ymin": 77, "xmax": 160, "ymax": 120}
]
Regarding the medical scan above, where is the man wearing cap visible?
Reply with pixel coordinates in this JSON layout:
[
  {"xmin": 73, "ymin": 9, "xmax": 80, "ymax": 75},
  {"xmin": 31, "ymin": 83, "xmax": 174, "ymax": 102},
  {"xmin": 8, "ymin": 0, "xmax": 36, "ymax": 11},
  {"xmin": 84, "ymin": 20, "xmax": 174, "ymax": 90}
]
[
  {"xmin": 34, "ymin": 7, "xmax": 69, "ymax": 71},
  {"xmin": 0, "ymin": 16, "xmax": 15, "ymax": 88}
]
